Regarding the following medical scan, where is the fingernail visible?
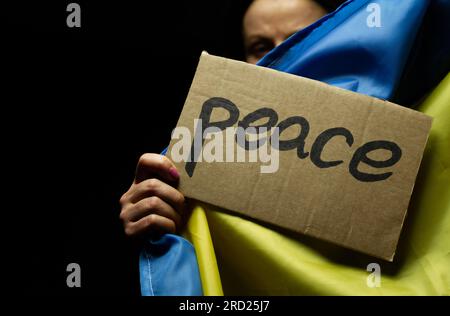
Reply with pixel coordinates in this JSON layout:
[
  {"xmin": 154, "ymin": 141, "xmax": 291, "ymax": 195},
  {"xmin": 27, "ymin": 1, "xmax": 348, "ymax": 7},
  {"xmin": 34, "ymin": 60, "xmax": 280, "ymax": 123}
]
[{"xmin": 169, "ymin": 167, "xmax": 180, "ymax": 180}]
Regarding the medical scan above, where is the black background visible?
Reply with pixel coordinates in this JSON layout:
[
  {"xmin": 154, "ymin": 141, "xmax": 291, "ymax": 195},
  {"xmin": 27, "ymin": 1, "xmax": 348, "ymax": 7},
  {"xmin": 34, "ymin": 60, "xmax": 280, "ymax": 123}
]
[{"xmin": 4, "ymin": 1, "xmax": 250, "ymax": 295}]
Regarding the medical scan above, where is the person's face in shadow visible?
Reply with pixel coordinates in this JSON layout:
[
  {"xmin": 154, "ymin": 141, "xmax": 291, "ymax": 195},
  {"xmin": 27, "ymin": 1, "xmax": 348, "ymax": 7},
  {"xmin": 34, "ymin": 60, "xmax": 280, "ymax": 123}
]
[{"xmin": 243, "ymin": 0, "xmax": 328, "ymax": 64}]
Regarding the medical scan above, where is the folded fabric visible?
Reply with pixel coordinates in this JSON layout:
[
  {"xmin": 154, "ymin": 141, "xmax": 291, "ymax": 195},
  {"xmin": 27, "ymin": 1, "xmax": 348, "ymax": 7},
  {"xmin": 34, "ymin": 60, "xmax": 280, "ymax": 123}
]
[
  {"xmin": 258, "ymin": 0, "xmax": 429, "ymax": 101},
  {"xmin": 186, "ymin": 0, "xmax": 449, "ymax": 295},
  {"xmin": 139, "ymin": 146, "xmax": 204, "ymax": 296},
  {"xmin": 393, "ymin": 0, "xmax": 450, "ymax": 105},
  {"xmin": 140, "ymin": 0, "xmax": 449, "ymax": 295},
  {"xmin": 140, "ymin": 234, "xmax": 203, "ymax": 296}
]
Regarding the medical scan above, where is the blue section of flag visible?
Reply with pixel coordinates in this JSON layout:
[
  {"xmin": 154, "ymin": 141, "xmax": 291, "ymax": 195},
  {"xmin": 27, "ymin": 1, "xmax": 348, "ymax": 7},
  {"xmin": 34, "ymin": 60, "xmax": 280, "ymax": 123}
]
[
  {"xmin": 258, "ymin": 0, "xmax": 430, "ymax": 101},
  {"xmin": 140, "ymin": 234, "xmax": 203, "ymax": 296}
]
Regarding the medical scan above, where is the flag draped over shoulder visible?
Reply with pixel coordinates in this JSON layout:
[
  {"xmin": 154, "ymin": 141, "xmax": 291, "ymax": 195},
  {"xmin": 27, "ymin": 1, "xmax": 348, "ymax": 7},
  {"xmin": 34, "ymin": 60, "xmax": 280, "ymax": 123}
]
[
  {"xmin": 257, "ymin": 0, "xmax": 429, "ymax": 100},
  {"xmin": 141, "ymin": 0, "xmax": 450, "ymax": 295}
]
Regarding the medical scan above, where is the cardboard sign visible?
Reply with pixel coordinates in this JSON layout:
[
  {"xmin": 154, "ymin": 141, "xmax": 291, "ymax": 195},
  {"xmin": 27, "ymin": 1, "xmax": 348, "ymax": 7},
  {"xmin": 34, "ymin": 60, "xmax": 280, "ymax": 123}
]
[{"xmin": 167, "ymin": 52, "xmax": 432, "ymax": 261}]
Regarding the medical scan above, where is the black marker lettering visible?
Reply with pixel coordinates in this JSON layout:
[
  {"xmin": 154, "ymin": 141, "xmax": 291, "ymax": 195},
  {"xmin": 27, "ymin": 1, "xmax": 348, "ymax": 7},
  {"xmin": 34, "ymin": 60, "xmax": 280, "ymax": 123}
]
[
  {"xmin": 185, "ymin": 97, "xmax": 239, "ymax": 177},
  {"xmin": 237, "ymin": 107, "xmax": 278, "ymax": 150},
  {"xmin": 349, "ymin": 140, "xmax": 402, "ymax": 182},
  {"xmin": 275, "ymin": 116, "xmax": 310, "ymax": 159},
  {"xmin": 310, "ymin": 127, "xmax": 354, "ymax": 168}
]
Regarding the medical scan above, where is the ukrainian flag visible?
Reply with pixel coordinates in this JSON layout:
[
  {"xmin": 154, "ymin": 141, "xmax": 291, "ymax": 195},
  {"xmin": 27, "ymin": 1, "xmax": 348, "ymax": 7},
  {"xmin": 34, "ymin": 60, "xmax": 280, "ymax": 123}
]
[
  {"xmin": 183, "ymin": 0, "xmax": 450, "ymax": 295},
  {"xmin": 142, "ymin": 0, "xmax": 450, "ymax": 295}
]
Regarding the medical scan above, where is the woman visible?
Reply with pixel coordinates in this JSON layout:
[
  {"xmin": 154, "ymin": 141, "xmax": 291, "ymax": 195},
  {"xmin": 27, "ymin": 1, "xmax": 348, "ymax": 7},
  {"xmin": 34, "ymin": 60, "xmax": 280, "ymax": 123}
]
[
  {"xmin": 119, "ymin": 0, "xmax": 333, "ymax": 238},
  {"xmin": 120, "ymin": 0, "xmax": 450, "ymax": 296}
]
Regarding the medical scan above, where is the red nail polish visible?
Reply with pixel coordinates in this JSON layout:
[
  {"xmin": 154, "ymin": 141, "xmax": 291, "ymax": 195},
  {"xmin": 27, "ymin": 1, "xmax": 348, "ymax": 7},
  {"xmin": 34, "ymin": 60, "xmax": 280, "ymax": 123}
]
[{"xmin": 169, "ymin": 167, "xmax": 180, "ymax": 180}]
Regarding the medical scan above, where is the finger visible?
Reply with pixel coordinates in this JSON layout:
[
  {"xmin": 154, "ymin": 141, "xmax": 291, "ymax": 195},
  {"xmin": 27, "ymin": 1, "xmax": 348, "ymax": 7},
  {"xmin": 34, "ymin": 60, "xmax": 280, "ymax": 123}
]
[
  {"xmin": 125, "ymin": 214, "xmax": 177, "ymax": 236},
  {"xmin": 126, "ymin": 196, "xmax": 182, "ymax": 228},
  {"xmin": 127, "ymin": 178, "xmax": 185, "ymax": 211},
  {"xmin": 134, "ymin": 153, "xmax": 180, "ymax": 184}
]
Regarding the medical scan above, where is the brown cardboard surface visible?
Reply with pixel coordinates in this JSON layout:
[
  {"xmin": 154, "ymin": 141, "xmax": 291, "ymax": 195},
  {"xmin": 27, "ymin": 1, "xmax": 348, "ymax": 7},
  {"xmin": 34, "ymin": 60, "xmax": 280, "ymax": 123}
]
[{"xmin": 167, "ymin": 52, "xmax": 432, "ymax": 261}]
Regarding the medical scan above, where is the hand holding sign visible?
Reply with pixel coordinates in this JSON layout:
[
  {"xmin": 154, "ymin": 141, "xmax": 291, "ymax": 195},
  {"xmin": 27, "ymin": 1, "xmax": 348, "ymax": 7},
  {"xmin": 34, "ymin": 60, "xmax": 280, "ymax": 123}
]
[{"xmin": 119, "ymin": 154, "xmax": 185, "ymax": 237}]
